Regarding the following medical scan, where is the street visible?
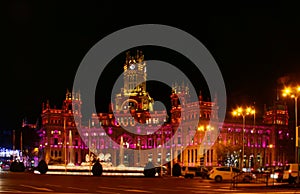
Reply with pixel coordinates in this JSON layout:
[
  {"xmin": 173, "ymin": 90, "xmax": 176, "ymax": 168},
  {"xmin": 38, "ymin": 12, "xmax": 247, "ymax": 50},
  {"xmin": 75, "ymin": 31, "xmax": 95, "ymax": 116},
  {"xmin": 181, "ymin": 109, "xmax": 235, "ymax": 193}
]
[{"xmin": 0, "ymin": 171, "xmax": 300, "ymax": 194}]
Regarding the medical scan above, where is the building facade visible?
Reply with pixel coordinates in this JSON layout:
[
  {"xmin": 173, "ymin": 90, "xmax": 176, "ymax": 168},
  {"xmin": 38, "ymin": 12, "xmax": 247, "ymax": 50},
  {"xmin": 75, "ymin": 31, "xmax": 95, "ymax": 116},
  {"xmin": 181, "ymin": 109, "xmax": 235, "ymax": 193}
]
[{"xmin": 38, "ymin": 50, "xmax": 293, "ymax": 169}]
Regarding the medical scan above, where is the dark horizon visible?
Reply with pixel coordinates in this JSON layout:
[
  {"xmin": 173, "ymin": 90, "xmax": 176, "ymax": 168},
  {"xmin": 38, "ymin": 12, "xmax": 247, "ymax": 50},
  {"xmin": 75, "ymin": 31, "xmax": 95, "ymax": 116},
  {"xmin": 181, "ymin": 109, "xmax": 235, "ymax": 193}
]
[{"xmin": 2, "ymin": 1, "xmax": 300, "ymax": 130}]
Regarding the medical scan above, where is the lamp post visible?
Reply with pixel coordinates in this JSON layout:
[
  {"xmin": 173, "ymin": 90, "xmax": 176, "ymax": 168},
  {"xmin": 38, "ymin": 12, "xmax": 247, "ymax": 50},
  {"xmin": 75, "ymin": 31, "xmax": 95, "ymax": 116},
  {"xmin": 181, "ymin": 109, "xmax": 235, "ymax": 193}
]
[
  {"xmin": 232, "ymin": 107, "xmax": 255, "ymax": 170},
  {"xmin": 88, "ymin": 119, "xmax": 91, "ymax": 176},
  {"xmin": 64, "ymin": 117, "xmax": 67, "ymax": 173},
  {"xmin": 282, "ymin": 86, "xmax": 300, "ymax": 184},
  {"xmin": 137, "ymin": 139, "xmax": 141, "ymax": 167},
  {"xmin": 268, "ymin": 144, "xmax": 273, "ymax": 166}
]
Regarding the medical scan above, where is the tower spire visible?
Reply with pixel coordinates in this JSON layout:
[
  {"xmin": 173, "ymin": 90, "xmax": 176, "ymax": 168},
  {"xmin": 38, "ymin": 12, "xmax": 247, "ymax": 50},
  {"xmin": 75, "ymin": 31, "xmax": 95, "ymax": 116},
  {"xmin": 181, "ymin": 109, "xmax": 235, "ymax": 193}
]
[
  {"xmin": 46, "ymin": 100, "xmax": 50, "ymax": 109},
  {"xmin": 199, "ymin": 90, "xmax": 203, "ymax": 101},
  {"xmin": 214, "ymin": 92, "xmax": 218, "ymax": 105}
]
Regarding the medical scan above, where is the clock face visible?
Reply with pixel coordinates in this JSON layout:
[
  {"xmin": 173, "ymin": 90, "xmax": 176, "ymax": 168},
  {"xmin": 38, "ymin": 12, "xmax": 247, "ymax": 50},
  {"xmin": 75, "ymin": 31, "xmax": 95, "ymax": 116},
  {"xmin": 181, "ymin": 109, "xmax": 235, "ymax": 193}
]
[{"xmin": 130, "ymin": 64, "xmax": 135, "ymax": 70}]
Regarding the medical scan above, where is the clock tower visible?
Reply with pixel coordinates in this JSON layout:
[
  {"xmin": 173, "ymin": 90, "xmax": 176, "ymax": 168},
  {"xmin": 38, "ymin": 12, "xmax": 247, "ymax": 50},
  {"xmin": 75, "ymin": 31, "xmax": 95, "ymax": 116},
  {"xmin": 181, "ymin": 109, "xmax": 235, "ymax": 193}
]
[
  {"xmin": 123, "ymin": 50, "xmax": 147, "ymax": 95},
  {"xmin": 115, "ymin": 50, "xmax": 153, "ymax": 114}
]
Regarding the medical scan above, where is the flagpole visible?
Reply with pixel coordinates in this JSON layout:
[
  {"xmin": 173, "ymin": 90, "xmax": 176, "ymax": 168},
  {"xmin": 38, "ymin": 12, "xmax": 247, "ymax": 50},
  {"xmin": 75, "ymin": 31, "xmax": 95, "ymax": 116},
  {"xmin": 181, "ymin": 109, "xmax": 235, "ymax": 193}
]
[
  {"xmin": 13, "ymin": 129, "xmax": 15, "ymax": 151},
  {"xmin": 64, "ymin": 117, "xmax": 67, "ymax": 173},
  {"xmin": 20, "ymin": 130, "xmax": 23, "ymax": 156}
]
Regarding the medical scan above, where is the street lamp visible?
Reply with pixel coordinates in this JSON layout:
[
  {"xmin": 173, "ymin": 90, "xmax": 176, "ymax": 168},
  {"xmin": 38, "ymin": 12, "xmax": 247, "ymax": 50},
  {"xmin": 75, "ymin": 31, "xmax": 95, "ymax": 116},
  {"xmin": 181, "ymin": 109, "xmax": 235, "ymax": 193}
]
[
  {"xmin": 135, "ymin": 140, "xmax": 141, "ymax": 167},
  {"xmin": 282, "ymin": 86, "xmax": 300, "ymax": 184},
  {"xmin": 232, "ymin": 106, "xmax": 255, "ymax": 170},
  {"xmin": 268, "ymin": 144, "xmax": 273, "ymax": 166}
]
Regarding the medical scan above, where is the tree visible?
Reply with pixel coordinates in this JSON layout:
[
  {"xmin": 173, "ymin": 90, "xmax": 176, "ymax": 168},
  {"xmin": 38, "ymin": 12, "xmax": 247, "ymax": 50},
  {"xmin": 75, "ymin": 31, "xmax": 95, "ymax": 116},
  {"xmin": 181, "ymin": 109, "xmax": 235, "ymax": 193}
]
[
  {"xmin": 172, "ymin": 163, "xmax": 182, "ymax": 176},
  {"xmin": 37, "ymin": 160, "xmax": 48, "ymax": 174},
  {"xmin": 92, "ymin": 159, "xmax": 103, "ymax": 176},
  {"xmin": 215, "ymin": 142, "xmax": 242, "ymax": 167}
]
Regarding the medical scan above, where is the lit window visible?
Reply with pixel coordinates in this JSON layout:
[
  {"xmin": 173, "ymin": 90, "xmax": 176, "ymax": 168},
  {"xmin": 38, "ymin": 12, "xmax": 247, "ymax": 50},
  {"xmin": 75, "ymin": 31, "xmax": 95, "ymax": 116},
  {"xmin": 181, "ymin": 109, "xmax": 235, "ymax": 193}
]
[{"xmin": 177, "ymin": 137, "xmax": 181, "ymax": 144}]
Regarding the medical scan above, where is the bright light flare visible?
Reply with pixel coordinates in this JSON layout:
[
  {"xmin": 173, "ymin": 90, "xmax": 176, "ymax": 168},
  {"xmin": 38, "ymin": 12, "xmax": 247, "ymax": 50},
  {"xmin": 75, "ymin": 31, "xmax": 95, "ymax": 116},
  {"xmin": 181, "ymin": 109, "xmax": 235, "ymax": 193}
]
[
  {"xmin": 283, "ymin": 88, "xmax": 291, "ymax": 95},
  {"xmin": 246, "ymin": 107, "xmax": 252, "ymax": 114},
  {"xmin": 232, "ymin": 110, "xmax": 238, "ymax": 116},
  {"xmin": 282, "ymin": 86, "xmax": 300, "ymax": 98},
  {"xmin": 232, "ymin": 106, "xmax": 255, "ymax": 117},
  {"xmin": 237, "ymin": 107, "xmax": 242, "ymax": 113}
]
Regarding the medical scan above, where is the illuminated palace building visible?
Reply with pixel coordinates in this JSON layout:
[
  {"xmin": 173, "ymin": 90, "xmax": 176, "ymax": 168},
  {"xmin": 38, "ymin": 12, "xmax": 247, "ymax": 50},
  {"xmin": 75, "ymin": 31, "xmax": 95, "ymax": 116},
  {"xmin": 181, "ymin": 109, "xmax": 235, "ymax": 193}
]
[{"xmin": 38, "ymin": 50, "xmax": 294, "ymax": 169}]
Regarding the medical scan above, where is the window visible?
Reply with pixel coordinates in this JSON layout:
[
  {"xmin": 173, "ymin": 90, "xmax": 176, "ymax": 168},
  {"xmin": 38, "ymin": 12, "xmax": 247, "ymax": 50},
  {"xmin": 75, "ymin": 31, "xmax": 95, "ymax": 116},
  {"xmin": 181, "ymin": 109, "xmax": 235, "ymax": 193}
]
[
  {"xmin": 217, "ymin": 167, "xmax": 230, "ymax": 171},
  {"xmin": 258, "ymin": 137, "xmax": 261, "ymax": 147},
  {"xmin": 235, "ymin": 138, "xmax": 239, "ymax": 145},
  {"xmin": 157, "ymin": 153, "xmax": 161, "ymax": 163},
  {"xmin": 54, "ymin": 138, "xmax": 58, "ymax": 145},
  {"xmin": 166, "ymin": 152, "xmax": 170, "ymax": 162},
  {"xmin": 178, "ymin": 137, "xmax": 181, "ymax": 144},
  {"xmin": 191, "ymin": 149, "xmax": 194, "ymax": 163},
  {"xmin": 250, "ymin": 137, "xmax": 254, "ymax": 146},
  {"xmin": 232, "ymin": 167, "xmax": 241, "ymax": 173},
  {"xmin": 206, "ymin": 150, "xmax": 210, "ymax": 163},
  {"xmin": 207, "ymin": 134, "xmax": 211, "ymax": 143},
  {"xmin": 157, "ymin": 139, "xmax": 161, "ymax": 146},
  {"xmin": 148, "ymin": 139, "xmax": 153, "ymax": 147},
  {"xmin": 165, "ymin": 138, "xmax": 170, "ymax": 146},
  {"xmin": 148, "ymin": 153, "xmax": 153, "ymax": 162}
]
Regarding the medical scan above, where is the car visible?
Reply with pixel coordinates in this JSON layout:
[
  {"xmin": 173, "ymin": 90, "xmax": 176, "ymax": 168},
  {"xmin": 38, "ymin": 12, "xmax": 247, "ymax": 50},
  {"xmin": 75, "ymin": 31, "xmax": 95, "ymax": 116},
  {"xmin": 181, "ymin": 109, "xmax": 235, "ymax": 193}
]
[
  {"xmin": 272, "ymin": 167, "xmax": 284, "ymax": 182},
  {"xmin": 195, "ymin": 166, "xmax": 210, "ymax": 179},
  {"xmin": 181, "ymin": 166, "xmax": 210, "ymax": 179},
  {"xmin": 181, "ymin": 166, "xmax": 196, "ymax": 178},
  {"xmin": 209, "ymin": 166, "xmax": 253, "ymax": 183},
  {"xmin": 282, "ymin": 163, "xmax": 300, "ymax": 184},
  {"xmin": 155, "ymin": 166, "xmax": 168, "ymax": 176},
  {"xmin": 1, "ymin": 163, "xmax": 10, "ymax": 171},
  {"xmin": 252, "ymin": 166, "xmax": 274, "ymax": 178}
]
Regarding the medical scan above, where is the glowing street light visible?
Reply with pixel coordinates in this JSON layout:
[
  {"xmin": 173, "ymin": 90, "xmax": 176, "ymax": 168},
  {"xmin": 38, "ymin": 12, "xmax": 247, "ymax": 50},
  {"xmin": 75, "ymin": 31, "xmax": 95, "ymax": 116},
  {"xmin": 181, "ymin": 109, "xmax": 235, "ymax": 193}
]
[
  {"xmin": 232, "ymin": 106, "xmax": 255, "ymax": 170},
  {"xmin": 282, "ymin": 85, "xmax": 300, "ymax": 184}
]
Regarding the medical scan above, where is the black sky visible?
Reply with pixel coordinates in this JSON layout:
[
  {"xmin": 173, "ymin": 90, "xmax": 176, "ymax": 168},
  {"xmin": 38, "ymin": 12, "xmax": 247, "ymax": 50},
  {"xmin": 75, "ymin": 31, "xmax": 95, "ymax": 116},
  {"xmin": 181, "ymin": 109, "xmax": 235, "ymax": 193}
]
[{"xmin": 2, "ymin": 1, "xmax": 300, "ymax": 130}]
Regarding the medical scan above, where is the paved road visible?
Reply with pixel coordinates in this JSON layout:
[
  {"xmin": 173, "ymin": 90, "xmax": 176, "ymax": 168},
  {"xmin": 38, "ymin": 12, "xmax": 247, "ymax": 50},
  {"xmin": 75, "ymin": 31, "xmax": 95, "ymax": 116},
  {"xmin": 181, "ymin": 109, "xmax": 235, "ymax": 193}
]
[{"xmin": 1, "ymin": 171, "xmax": 300, "ymax": 194}]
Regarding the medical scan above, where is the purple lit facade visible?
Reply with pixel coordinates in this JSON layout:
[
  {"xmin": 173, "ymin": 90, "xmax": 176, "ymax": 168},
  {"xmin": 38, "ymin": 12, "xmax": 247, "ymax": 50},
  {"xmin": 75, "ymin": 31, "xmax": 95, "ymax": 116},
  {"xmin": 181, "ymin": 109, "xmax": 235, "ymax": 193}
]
[{"xmin": 37, "ymin": 51, "xmax": 293, "ymax": 168}]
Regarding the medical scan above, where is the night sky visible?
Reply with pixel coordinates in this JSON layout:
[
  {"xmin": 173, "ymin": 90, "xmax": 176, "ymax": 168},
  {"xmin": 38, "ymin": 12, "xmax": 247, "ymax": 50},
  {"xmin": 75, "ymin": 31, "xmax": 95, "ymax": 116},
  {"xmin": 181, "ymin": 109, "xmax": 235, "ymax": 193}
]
[{"xmin": 2, "ymin": 1, "xmax": 300, "ymax": 130}]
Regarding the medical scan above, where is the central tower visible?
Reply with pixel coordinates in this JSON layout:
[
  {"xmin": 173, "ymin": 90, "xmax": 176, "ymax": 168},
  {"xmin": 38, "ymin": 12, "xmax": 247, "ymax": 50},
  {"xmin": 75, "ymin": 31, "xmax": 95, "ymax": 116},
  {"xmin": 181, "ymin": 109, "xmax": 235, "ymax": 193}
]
[
  {"xmin": 123, "ymin": 50, "xmax": 147, "ymax": 95},
  {"xmin": 115, "ymin": 50, "xmax": 153, "ymax": 114}
]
